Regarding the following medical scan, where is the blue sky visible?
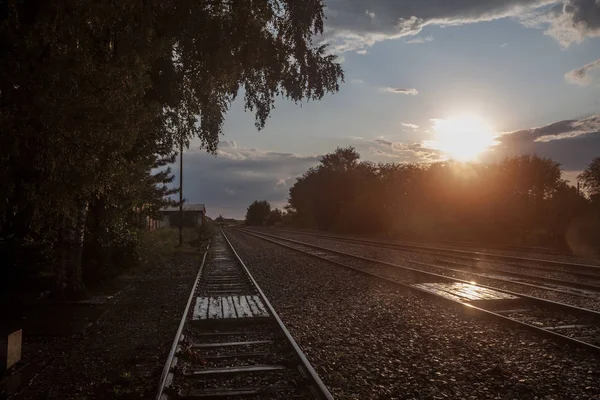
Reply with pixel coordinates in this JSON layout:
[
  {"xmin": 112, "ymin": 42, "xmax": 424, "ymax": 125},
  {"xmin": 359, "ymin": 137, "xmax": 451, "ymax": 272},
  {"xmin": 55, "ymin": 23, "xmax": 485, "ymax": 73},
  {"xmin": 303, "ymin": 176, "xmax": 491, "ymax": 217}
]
[{"xmin": 180, "ymin": 0, "xmax": 600, "ymax": 218}]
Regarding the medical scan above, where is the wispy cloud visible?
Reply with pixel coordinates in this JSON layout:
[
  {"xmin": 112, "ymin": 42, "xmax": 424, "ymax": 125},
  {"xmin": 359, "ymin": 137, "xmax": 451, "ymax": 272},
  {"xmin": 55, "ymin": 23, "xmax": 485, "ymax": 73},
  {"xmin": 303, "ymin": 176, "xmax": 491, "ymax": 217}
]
[
  {"xmin": 380, "ymin": 87, "xmax": 419, "ymax": 95},
  {"xmin": 356, "ymin": 49, "xmax": 368, "ymax": 55},
  {"xmin": 565, "ymin": 58, "xmax": 600, "ymax": 86},
  {"xmin": 501, "ymin": 43, "xmax": 508, "ymax": 47},
  {"xmin": 402, "ymin": 122, "xmax": 419, "ymax": 129},
  {"xmin": 350, "ymin": 78, "xmax": 365, "ymax": 85},
  {"xmin": 322, "ymin": 1, "xmax": 600, "ymax": 53},
  {"xmin": 406, "ymin": 35, "xmax": 434, "ymax": 44}
]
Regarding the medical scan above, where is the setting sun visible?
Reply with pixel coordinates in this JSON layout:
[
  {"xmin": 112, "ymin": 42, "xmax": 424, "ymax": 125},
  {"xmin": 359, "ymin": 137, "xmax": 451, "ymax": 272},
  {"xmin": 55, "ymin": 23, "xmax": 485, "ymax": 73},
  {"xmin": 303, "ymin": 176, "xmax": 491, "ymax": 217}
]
[{"xmin": 430, "ymin": 115, "xmax": 498, "ymax": 161}]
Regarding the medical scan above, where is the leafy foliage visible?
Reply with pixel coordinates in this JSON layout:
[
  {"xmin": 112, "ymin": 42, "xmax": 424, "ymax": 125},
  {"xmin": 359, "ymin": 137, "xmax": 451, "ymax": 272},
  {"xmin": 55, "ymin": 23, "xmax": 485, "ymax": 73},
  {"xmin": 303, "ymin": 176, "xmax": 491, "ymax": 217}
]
[
  {"xmin": 579, "ymin": 157, "xmax": 600, "ymax": 204},
  {"xmin": 266, "ymin": 208, "xmax": 284, "ymax": 226},
  {"xmin": 0, "ymin": 0, "xmax": 343, "ymax": 295},
  {"xmin": 287, "ymin": 148, "xmax": 596, "ymax": 249},
  {"xmin": 245, "ymin": 201, "xmax": 271, "ymax": 226}
]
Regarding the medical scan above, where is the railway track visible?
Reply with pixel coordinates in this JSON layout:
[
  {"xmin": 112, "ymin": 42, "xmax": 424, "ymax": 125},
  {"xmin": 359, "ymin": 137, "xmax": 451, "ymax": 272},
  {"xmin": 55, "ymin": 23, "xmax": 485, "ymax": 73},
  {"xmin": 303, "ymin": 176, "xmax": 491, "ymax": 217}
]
[
  {"xmin": 156, "ymin": 229, "xmax": 333, "ymax": 400},
  {"xmin": 269, "ymin": 229, "xmax": 600, "ymax": 279},
  {"xmin": 239, "ymin": 228, "xmax": 600, "ymax": 354},
  {"xmin": 275, "ymin": 229, "xmax": 593, "ymax": 260},
  {"xmin": 264, "ymin": 229, "xmax": 600, "ymax": 299}
]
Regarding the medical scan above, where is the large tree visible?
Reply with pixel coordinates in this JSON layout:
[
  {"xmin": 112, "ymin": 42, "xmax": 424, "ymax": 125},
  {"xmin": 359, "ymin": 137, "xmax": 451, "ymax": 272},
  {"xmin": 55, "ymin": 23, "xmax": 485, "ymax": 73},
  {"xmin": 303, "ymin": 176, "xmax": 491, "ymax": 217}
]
[
  {"xmin": 0, "ymin": 0, "xmax": 343, "ymax": 296},
  {"xmin": 245, "ymin": 201, "xmax": 271, "ymax": 226}
]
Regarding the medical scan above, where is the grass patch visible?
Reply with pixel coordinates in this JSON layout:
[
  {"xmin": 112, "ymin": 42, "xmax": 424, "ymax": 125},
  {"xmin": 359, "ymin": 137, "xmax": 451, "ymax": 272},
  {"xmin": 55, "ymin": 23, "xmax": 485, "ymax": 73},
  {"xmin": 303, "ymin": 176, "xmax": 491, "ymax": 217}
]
[{"xmin": 139, "ymin": 228, "xmax": 199, "ymax": 265}]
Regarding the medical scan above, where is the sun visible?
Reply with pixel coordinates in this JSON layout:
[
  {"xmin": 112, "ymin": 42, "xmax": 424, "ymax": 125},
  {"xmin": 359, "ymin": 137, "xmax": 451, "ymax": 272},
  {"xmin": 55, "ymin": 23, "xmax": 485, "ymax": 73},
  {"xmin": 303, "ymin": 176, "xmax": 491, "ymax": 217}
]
[{"xmin": 430, "ymin": 115, "xmax": 498, "ymax": 161}]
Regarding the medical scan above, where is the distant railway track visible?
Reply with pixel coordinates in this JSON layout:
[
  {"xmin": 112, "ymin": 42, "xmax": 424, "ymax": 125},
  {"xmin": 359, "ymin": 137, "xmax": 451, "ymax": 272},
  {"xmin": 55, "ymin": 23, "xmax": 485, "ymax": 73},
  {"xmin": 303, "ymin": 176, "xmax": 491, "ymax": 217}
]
[
  {"xmin": 270, "ymin": 228, "xmax": 600, "ymax": 277},
  {"xmin": 275, "ymin": 229, "xmax": 591, "ymax": 259},
  {"xmin": 258, "ymin": 230, "xmax": 600, "ymax": 297},
  {"xmin": 239, "ymin": 228, "xmax": 600, "ymax": 355},
  {"xmin": 156, "ymin": 229, "xmax": 333, "ymax": 400},
  {"xmin": 428, "ymin": 239, "xmax": 574, "ymax": 257}
]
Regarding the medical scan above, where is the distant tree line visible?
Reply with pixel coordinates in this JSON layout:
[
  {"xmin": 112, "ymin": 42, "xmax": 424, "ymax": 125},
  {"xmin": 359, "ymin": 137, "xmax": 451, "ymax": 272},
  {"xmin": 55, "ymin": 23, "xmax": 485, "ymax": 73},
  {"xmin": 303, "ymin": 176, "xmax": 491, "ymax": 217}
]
[
  {"xmin": 214, "ymin": 215, "xmax": 240, "ymax": 226},
  {"xmin": 284, "ymin": 147, "xmax": 600, "ymax": 253},
  {"xmin": 0, "ymin": 1, "xmax": 343, "ymax": 297},
  {"xmin": 245, "ymin": 201, "xmax": 284, "ymax": 226}
]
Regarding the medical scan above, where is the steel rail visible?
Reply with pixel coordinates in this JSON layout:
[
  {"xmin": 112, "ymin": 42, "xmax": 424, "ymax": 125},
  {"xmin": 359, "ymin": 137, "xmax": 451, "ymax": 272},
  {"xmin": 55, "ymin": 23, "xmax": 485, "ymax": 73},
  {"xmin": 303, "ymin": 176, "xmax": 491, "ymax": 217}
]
[
  {"xmin": 156, "ymin": 242, "xmax": 210, "ymax": 400},
  {"xmin": 221, "ymin": 228, "xmax": 334, "ymax": 400},
  {"xmin": 432, "ymin": 258, "xmax": 600, "ymax": 294},
  {"xmin": 240, "ymin": 228, "xmax": 600, "ymax": 355},
  {"xmin": 272, "ymin": 230, "xmax": 600, "ymax": 295},
  {"xmin": 270, "ymin": 228, "xmax": 600, "ymax": 274}
]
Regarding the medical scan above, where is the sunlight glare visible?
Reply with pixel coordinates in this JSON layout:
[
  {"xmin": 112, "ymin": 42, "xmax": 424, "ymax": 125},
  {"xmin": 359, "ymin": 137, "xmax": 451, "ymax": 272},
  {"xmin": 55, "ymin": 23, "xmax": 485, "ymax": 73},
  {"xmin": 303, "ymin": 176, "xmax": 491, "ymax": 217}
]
[{"xmin": 430, "ymin": 115, "xmax": 498, "ymax": 161}]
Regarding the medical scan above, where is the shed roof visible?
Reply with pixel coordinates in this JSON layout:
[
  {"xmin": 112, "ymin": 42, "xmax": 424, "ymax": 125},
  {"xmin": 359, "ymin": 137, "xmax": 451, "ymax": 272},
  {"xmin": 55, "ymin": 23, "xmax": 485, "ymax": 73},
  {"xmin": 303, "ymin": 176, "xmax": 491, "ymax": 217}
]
[{"xmin": 162, "ymin": 203, "xmax": 206, "ymax": 213}]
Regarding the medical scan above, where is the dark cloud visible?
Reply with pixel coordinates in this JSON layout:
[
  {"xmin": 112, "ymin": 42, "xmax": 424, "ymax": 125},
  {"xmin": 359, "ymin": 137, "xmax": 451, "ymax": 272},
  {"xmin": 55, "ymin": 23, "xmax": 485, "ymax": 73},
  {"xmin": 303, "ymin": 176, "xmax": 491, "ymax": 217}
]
[
  {"xmin": 566, "ymin": 58, "xmax": 600, "ymax": 86},
  {"xmin": 322, "ymin": 0, "xmax": 600, "ymax": 51},
  {"xmin": 489, "ymin": 115, "xmax": 600, "ymax": 170},
  {"xmin": 169, "ymin": 146, "xmax": 320, "ymax": 219},
  {"xmin": 374, "ymin": 139, "xmax": 393, "ymax": 146}
]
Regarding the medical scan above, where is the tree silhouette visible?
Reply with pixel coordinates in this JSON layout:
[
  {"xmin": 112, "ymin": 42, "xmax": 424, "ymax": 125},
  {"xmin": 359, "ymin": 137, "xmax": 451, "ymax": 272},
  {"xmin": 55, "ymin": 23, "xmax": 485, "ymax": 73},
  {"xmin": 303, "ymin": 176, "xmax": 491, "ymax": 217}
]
[
  {"xmin": 245, "ymin": 201, "xmax": 271, "ymax": 226},
  {"xmin": 579, "ymin": 157, "xmax": 600, "ymax": 204}
]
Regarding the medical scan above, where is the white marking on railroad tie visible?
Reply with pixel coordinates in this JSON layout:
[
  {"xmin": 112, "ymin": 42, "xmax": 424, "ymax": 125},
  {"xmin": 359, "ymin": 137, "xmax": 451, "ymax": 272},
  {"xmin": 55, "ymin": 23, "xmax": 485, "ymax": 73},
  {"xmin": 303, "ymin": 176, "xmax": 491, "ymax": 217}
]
[
  {"xmin": 246, "ymin": 295, "xmax": 269, "ymax": 318},
  {"xmin": 193, "ymin": 297, "xmax": 210, "ymax": 320},
  {"xmin": 193, "ymin": 296, "xmax": 269, "ymax": 320},
  {"xmin": 233, "ymin": 296, "xmax": 253, "ymax": 318},
  {"xmin": 208, "ymin": 297, "xmax": 223, "ymax": 319},
  {"xmin": 222, "ymin": 296, "xmax": 237, "ymax": 319}
]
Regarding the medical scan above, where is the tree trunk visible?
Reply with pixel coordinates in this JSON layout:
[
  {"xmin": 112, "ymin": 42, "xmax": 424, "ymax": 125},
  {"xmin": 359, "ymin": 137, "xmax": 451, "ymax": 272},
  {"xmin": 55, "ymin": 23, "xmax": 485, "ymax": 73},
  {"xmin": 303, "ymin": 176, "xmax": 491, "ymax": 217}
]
[{"xmin": 57, "ymin": 199, "xmax": 88, "ymax": 299}]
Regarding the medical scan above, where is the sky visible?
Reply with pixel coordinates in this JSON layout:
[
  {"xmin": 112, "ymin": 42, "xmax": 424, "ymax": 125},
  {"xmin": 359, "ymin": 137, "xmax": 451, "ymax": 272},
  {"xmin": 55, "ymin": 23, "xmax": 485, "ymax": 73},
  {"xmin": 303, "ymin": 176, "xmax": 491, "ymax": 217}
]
[{"xmin": 178, "ymin": 0, "xmax": 600, "ymax": 219}]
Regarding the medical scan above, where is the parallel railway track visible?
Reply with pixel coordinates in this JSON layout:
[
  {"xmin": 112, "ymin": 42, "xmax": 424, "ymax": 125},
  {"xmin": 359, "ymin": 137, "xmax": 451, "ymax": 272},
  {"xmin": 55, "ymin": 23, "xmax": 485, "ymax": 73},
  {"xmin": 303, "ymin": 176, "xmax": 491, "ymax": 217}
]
[
  {"xmin": 272, "ymin": 228, "xmax": 600, "ymax": 274},
  {"xmin": 240, "ymin": 228, "xmax": 600, "ymax": 355},
  {"xmin": 156, "ymin": 229, "xmax": 332, "ymax": 400},
  {"xmin": 269, "ymin": 229, "xmax": 600, "ymax": 281}
]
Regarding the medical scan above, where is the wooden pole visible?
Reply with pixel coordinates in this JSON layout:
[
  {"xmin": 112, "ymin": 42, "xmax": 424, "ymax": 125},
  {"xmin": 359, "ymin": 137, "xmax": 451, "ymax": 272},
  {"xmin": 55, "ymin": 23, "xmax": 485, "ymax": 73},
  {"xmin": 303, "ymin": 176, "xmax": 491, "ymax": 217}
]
[{"xmin": 179, "ymin": 136, "xmax": 183, "ymax": 247}]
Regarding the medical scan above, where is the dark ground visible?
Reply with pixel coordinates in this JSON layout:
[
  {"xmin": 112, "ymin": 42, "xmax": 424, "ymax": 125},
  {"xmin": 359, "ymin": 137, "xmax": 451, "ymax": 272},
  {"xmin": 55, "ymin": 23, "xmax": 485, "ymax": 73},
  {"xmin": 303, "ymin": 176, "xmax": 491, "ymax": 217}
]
[{"xmin": 1, "ymin": 251, "xmax": 201, "ymax": 400}]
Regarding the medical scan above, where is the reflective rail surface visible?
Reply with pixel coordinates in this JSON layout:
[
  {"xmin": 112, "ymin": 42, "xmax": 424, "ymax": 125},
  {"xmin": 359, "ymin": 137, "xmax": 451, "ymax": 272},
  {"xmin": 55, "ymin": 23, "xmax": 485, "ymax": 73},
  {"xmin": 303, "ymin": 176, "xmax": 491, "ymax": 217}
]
[
  {"xmin": 156, "ymin": 229, "xmax": 333, "ymax": 400},
  {"xmin": 240, "ymin": 228, "xmax": 600, "ymax": 355}
]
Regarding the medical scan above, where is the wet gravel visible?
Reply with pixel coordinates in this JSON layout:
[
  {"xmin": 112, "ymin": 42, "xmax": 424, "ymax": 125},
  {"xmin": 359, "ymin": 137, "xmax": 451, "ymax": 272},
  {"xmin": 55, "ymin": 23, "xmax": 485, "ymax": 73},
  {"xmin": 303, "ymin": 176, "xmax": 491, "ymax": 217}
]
[
  {"xmin": 227, "ymin": 229, "xmax": 600, "ymax": 400},
  {"xmin": 264, "ymin": 230, "xmax": 600, "ymax": 312}
]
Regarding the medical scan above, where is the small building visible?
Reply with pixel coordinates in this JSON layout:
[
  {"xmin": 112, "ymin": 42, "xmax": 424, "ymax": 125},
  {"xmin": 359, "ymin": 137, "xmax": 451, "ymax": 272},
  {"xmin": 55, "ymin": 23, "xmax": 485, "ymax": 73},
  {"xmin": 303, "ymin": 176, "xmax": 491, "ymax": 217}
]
[{"xmin": 158, "ymin": 204, "xmax": 207, "ymax": 229}]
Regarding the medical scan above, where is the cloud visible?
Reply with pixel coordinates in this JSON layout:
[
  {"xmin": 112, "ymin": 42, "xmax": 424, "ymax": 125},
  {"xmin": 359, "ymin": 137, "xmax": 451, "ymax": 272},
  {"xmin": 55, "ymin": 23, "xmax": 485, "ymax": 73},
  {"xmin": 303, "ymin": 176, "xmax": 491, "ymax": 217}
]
[
  {"xmin": 522, "ymin": 0, "xmax": 600, "ymax": 47},
  {"xmin": 490, "ymin": 114, "xmax": 600, "ymax": 170},
  {"xmin": 322, "ymin": 0, "xmax": 599, "ymax": 52},
  {"xmin": 356, "ymin": 49, "xmax": 368, "ymax": 54},
  {"xmin": 501, "ymin": 42, "xmax": 509, "ymax": 47},
  {"xmin": 350, "ymin": 78, "xmax": 365, "ymax": 84},
  {"xmin": 169, "ymin": 145, "xmax": 320, "ymax": 218},
  {"xmin": 380, "ymin": 87, "xmax": 419, "ymax": 95},
  {"xmin": 402, "ymin": 122, "xmax": 419, "ymax": 129},
  {"xmin": 406, "ymin": 35, "xmax": 434, "ymax": 44},
  {"xmin": 565, "ymin": 58, "xmax": 600, "ymax": 86}
]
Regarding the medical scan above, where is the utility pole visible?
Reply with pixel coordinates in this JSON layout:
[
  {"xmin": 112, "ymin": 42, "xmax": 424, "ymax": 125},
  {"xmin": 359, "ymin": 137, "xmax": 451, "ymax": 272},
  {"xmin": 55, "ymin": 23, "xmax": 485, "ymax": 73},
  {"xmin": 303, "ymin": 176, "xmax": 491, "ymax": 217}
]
[{"xmin": 179, "ymin": 135, "xmax": 183, "ymax": 247}]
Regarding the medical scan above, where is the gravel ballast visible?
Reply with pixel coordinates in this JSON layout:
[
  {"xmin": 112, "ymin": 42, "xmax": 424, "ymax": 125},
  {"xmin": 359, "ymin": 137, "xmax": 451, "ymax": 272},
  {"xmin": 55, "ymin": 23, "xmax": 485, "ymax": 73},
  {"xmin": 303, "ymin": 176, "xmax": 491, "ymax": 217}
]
[
  {"xmin": 14, "ymin": 251, "xmax": 201, "ymax": 399},
  {"xmin": 226, "ymin": 229, "xmax": 600, "ymax": 400}
]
